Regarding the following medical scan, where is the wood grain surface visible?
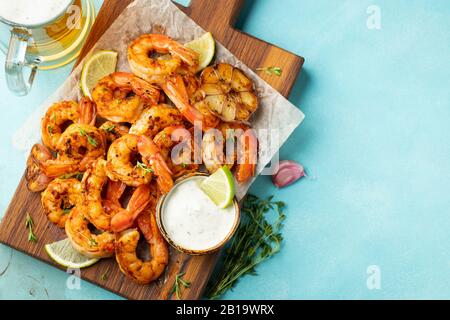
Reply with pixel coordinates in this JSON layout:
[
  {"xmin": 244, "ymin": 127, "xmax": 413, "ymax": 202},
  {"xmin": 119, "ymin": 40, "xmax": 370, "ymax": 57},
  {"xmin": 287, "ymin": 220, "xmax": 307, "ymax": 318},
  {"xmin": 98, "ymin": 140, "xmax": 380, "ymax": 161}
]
[{"xmin": 0, "ymin": 0, "xmax": 304, "ymax": 300}]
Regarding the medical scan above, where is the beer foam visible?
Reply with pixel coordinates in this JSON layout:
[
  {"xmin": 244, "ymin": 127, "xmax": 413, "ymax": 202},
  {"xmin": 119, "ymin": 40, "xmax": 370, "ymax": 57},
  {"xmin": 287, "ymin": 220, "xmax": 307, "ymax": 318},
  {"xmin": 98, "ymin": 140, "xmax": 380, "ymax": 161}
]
[{"xmin": 0, "ymin": 0, "xmax": 72, "ymax": 26}]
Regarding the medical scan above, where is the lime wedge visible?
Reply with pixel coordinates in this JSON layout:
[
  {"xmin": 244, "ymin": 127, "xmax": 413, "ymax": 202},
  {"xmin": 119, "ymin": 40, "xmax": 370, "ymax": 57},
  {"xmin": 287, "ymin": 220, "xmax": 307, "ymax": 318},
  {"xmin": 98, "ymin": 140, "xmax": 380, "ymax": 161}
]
[
  {"xmin": 45, "ymin": 238, "xmax": 99, "ymax": 269},
  {"xmin": 80, "ymin": 50, "xmax": 118, "ymax": 97},
  {"xmin": 199, "ymin": 166, "xmax": 235, "ymax": 208},
  {"xmin": 185, "ymin": 32, "xmax": 215, "ymax": 72}
]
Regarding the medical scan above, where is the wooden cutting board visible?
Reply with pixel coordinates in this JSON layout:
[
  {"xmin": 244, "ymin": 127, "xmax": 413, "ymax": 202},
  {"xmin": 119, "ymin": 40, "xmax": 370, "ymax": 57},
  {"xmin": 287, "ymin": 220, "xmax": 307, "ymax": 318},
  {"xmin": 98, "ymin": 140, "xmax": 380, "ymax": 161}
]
[{"xmin": 0, "ymin": 0, "xmax": 304, "ymax": 300}]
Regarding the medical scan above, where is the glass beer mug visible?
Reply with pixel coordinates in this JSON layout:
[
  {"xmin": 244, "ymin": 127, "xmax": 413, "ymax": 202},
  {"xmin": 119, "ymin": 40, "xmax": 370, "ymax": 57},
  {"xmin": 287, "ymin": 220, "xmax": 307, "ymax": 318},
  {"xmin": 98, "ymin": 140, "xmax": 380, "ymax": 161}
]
[{"xmin": 0, "ymin": 0, "xmax": 95, "ymax": 96}]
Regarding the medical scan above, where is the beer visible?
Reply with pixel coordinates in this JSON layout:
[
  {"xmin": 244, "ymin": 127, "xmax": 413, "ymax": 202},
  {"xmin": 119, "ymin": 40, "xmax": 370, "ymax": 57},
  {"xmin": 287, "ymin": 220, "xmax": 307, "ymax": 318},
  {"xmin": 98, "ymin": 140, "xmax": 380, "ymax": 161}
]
[
  {"xmin": 0, "ymin": 0, "xmax": 95, "ymax": 70},
  {"xmin": 0, "ymin": 0, "xmax": 73, "ymax": 26}
]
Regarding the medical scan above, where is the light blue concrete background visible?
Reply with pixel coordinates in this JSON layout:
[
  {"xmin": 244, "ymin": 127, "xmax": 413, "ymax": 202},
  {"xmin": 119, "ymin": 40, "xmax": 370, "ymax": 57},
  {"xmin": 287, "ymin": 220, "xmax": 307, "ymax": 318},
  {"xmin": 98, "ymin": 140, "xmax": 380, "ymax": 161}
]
[{"xmin": 0, "ymin": 0, "xmax": 449, "ymax": 299}]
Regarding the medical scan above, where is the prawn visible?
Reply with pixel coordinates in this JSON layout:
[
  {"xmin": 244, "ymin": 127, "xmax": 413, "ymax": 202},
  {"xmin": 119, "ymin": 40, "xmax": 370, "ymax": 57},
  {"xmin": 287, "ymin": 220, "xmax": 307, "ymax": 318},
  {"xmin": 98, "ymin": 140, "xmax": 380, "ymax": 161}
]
[
  {"xmin": 137, "ymin": 135, "xmax": 174, "ymax": 194},
  {"xmin": 26, "ymin": 144, "xmax": 53, "ymax": 192},
  {"xmin": 128, "ymin": 34, "xmax": 198, "ymax": 83},
  {"xmin": 199, "ymin": 63, "xmax": 258, "ymax": 122},
  {"xmin": 92, "ymin": 72, "xmax": 160, "ymax": 123},
  {"xmin": 41, "ymin": 178, "xmax": 83, "ymax": 228},
  {"xmin": 203, "ymin": 122, "xmax": 258, "ymax": 183},
  {"xmin": 115, "ymin": 208, "xmax": 169, "ymax": 284},
  {"xmin": 41, "ymin": 100, "xmax": 80, "ymax": 150},
  {"xmin": 161, "ymin": 74, "xmax": 219, "ymax": 130},
  {"xmin": 82, "ymin": 159, "xmax": 114, "ymax": 231},
  {"xmin": 40, "ymin": 98, "xmax": 106, "ymax": 177},
  {"xmin": 153, "ymin": 126, "xmax": 199, "ymax": 178},
  {"xmin": 65, "ymin": 205, "xmax": 116, "ymax": 258},
  {"xmin": 129, "ymin": 104, "xmax": 185, "ymax": 139},
  {"xmin": 110, "ymin": 183, "xmax": 153, "ymax": 232},
  {"xmin": 106, "ymin": 134, "xmax": 153, "ymax": 187}
]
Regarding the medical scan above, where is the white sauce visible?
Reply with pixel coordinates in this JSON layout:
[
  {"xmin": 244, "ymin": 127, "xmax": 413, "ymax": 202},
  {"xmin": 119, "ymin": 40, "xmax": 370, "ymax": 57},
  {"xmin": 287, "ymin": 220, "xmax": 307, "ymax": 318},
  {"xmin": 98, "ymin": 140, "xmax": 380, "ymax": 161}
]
[
  {"xmin": 161, "ymin": 176, "xmax": 237, "ymax": 251},
  {"xmin": 0, "ymin": 0, "xmax": 72, "ymax": 26}
]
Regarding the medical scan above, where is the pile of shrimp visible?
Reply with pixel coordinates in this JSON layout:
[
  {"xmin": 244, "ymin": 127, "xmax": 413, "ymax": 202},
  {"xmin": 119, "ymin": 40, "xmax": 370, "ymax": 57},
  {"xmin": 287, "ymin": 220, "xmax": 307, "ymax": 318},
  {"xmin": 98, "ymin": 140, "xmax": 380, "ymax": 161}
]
[{"xmin": 25, "ymin": 34, "xmax": 259, "ymax": 285}]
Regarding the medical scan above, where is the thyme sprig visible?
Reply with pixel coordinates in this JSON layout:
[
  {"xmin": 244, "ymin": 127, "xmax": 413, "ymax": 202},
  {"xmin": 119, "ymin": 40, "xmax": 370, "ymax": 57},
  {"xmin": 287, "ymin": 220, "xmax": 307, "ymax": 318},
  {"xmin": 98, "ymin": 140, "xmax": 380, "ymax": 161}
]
[
  {"xmin": 102, "ymin": 124, "xmax": 116, "ymax": 133},
  {"xmin": 101, "ymin": 267, "xmax": 110, "ymax": 281},
  {"xmin": 257, "ymin": 66, "xmax": 283, "ymax": 76},
  {"xmin": 59, "ymin": 172, "xmax": 84, "ymax": 181},
  {"xmin": 206, "ymin": 194, "xmax": 286, "ymax": 299},
  {"xmin": 171, "ymin": 272, "xmax": 191, "ymax": 300},
  {"xmin": 25, "ymin": 213, "xmax": 38, "ymax": 243},
  {"xmin": 78, "ymin": 127, "xmax": 98, "ymax": 147},
  {"xmin": 135, "ymin": 161, "xmax": 153, "ymax": 175}
]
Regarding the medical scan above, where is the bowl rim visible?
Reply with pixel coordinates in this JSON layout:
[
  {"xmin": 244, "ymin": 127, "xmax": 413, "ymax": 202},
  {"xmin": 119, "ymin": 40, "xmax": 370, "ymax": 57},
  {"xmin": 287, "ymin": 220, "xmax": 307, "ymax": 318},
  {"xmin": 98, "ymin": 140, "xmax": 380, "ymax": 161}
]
[{"xmin": 155, "ymin": 172, "xmax": 240, "ymax": 256}]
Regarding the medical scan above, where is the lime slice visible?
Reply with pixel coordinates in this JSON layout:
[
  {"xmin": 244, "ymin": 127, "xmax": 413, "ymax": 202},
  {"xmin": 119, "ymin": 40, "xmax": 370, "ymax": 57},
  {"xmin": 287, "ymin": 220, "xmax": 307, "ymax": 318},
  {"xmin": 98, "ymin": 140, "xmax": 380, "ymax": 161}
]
[
  {"xmin": 45, "ymin": 238, "xmax": 99, "ymax": 269},
  {"xmin": 80, "ymin": 50, "xmax": 118, "ymax": 97},
  {"xmin": 185, "ymin": 32, "xmax": 215, "ymax": 72},
  {"xmin": 199, "ymin": 166, "xmax": 235, "ymax": 208}
]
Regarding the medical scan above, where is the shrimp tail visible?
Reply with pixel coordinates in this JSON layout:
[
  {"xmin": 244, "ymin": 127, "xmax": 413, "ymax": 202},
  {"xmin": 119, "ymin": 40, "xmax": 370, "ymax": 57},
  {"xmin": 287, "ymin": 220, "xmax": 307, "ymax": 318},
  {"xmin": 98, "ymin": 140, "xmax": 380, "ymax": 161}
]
[
  {"xmin": 39, "ymin": 159, "xmax": 80, "ymax": 178},
  {"xmin": 78, "ymin": 96, "xmax": 97, "ymax": 126},
  {"xmin": 131, "ymin": 77, "xmax": 160, "ymax": 105},
  {"xmin": 137, "ymin": 135, "xmax": 174, "ymax": 194},
  {"xmin": 235, "ymin": 129, "xmax": 258, "ymax": 183},
  {"xmin": 26, "ymin": 144, "xmax": 53, "ymax": 192},
  {"xmin": 161, "ymin": 75, "xmax": 205, "ymax": 128},
  {"xmin": 110, "ymin": 184, "xmax": 151, "ymax": 232}
]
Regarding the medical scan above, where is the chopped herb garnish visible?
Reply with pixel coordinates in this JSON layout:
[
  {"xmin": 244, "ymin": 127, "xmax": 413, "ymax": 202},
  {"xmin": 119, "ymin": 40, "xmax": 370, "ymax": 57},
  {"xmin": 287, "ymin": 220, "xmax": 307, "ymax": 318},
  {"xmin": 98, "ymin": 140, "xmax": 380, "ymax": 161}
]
[
  {"xmin": 62, "ymin": 208, "xmax": 72, "ymax": 215},
  {"xmin": 59, "ymin": 172, "xmax": 83, "ymax": 180},
  {"xmin": 135, "ymin": 161, "xmax": 153, "ymax": 175},
  {"xmin": 181, "ymin": 163, "xmax": 188, "ymax": 168},
  {"xmin": 170, "ymin": 272, "xmax": 191, "ymax": 300},
  {"xmin": 89, "ymin": 238, "xmax": 98, "ymax": 247},
  {"xmin": 25, "ymin": 213, "xmax": 38, "ymax": 243},
  {"xmin": 78, "ymin": 127, "xmax": 98, "ymax": 147},
  {"xmin": 102, "ymin": 124, "xmax": 116, "ymax": 133},
  {"xmin": 51, "ymin": 112, "xmax": 57, "ymax": 122},
  {"xmin": 206, "ymin": 194, "xmax": 286, "ymax": 299},
  {"xmin": 47, "ymin": 125, "xmax": 54, "ymax": 134},
  {"xmin": 101, "ymin": 267, "xmax": 110, "ymax": 281},
  {"xmin": 256, "ymin": 66, "xmax": 282, "ymax": 76}
]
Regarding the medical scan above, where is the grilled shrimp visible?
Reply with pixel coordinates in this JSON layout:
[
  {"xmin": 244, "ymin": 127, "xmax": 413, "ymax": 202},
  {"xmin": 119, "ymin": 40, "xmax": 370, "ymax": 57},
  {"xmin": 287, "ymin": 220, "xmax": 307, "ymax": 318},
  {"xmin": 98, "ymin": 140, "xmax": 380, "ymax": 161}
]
[
  {"xmin": 39, "ymin": 98, "xmax": 105, "ymax": 177},
  {"xmin": 41, "ymin": 100, "xmax": 80, "ymax": 150},
  {"xmin": 203, "ymin": 122, "xmax": 258, "ymax": 183},
  {"xmin": 92, "ymin": 72, "xmax": 160, "ymax": 123},
  {"xmin": 199, "ymin": 63, "xmax": 258, "ymax": 122},
  {"xmin": 53, "ymin": 98, "xmax": 106, "ymax": 172},
  {"xmin": 161, "ymin": 74, "xmax": 219, "ymax": 130},
  {"xmin": 41, "ymin": 178, "xmax": 83, "ymax": 228},
  {"xmin": 115, "ymin": 208, "xmax": 169, "ymax": 284},
  {"xmin": 26, "ymin": 144, "xmax": 53, "ymax": 192},
  {"xmin": 129, "ymin": 104, "xmax": 185, "ymax": 138},
  {"xmin": 153, "ymin": 126, "xmax": 199, "ymax": 178},
  {"xmin": 102, "ymin": 180, "xmax": 126, "ymax": 215},
  {"xmin": 138, "ymin": 135, "xmax": 174, "ymax": 194},
  {"xmin": 110, "ymin": 183, "xmax": 153, "ymax": 232},
  {"xmin": 65, "ymin": 205, "xmax": 116, "ymax": 258},
  {"xmin": 128, "ymin": 34, "xmax": 199, "ymax": 83},
  {"xmin": 106, "ymin": 134, "xmax": 153, "ymax": 187},
  {"xmin": 82, "ymin": 159, "xmax": 115, "ymax": 231}
]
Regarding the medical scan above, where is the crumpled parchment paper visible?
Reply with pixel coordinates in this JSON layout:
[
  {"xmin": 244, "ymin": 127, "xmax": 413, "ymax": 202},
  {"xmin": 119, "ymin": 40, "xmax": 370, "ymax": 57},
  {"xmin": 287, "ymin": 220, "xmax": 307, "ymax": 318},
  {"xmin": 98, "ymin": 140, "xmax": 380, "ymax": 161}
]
[{"xmin": 13, "ymin": 0, "xmax": 305, "ymax": 199}]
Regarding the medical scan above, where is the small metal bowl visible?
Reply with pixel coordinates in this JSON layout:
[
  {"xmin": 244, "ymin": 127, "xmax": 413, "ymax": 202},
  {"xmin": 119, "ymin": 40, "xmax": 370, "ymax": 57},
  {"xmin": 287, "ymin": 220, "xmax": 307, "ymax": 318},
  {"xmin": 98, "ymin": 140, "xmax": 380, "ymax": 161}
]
[{"xmin": 155, "ymin": 173, "xmax": 240, "ymax": 255}]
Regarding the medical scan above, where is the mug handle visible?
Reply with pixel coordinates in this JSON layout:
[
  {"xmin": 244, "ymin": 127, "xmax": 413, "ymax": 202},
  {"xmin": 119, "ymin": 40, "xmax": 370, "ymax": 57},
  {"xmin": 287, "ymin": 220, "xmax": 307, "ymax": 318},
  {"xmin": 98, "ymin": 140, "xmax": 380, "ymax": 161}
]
[{"xmin": 5, "ymin": 28, "xmax": 38, "ymax": 96}]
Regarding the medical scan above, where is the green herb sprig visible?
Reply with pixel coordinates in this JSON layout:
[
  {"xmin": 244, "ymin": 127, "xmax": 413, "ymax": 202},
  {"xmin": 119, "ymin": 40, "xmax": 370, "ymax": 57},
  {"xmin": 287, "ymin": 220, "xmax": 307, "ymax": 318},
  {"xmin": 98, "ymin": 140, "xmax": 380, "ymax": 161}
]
[
  {"xmin": 206, "ymin": 194, "xmax": 285, "ymax": 299},
  {"xmin": 25, "ymin": 213, "xmax": 38, "ymax": 243},
  {"xmin": 135, "ymin": 161, "xmax": 153, "ymax": 175},
  {"xmin": 101, "ymin": 267, "xmax": 110, "ymax": 281},
  {"xmin": 257, "ymin": 66, "xmax": 283, "ymax": 76},
  {"xmin": 59, "ymin": 172, "xmax": 83, "ymax": 180},
  {"xmin": 171, "ymin": 272, "xmax": 191, "ymax": 300},
  {"xmin": 78, "ymin": 127, "xmax": 98, "ymax": 147},
  {"xmin": 102, "ymin": 124, "xmax": 116, "ymax": 133}
]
